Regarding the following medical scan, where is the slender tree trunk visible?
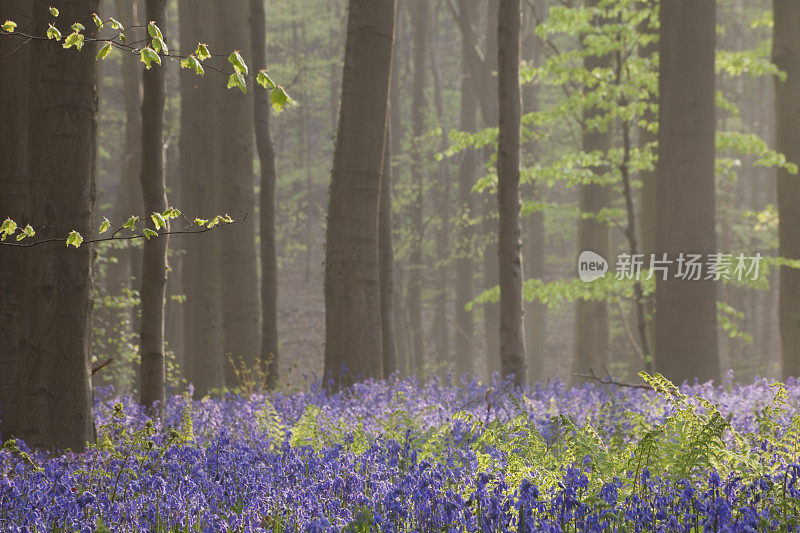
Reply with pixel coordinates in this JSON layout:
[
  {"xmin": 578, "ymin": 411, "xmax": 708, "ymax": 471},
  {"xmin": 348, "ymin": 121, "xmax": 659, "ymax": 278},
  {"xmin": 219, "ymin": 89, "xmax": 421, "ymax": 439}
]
[
  {"xmin": 19, "ymin": 0, "xmax": 99, "ymax": 450},
  {"xmin": 773, "ymin": 0, "xmax": 800, "ymax": 379},
  {"xmin": 484, "ymin": 0, "xmax": 501, "ymax": 377},
  {"xmin": 655, "ymin": 0, "xmax": 719, "ymax": 384},
  {"xmin": 139, "ymin": 0, "xmax": 169, "ymax": 412},
  {"xmin": 522, "ymin": 4, "xmax": 546, "ymax": 383},
  {"xmin": 497, "ymin": 0, "xmax": 526, "ymax": 385},
  {"xmin": 107, "ymin": 0, "xmax": 142, "ymax": 312},
  {"xmin": 324, "ymin": 0, "xmax": 396, "ymax": 388},
  {"xmin": 573, "ymin": 0, "xmax": 611, "ymax": 377},
  {"xmin": 408, "ymin": 0, "xmax": 427, "ymax": 376},
  {"xmin": 454, "ymin": 0, "xmax": 478, "ymax": 378},
  {"xmin": 251, "ymin": 0, "xmax": 280, "ymax": 388},
  {"xmin": 380, "ymin": 123, "xmax": 398, "ymax": 378},
  {"xmin": 214, "ymin": 0, "xmax": 261, "ymax": 386},
  {"xmin": 0, "ymin": 0, "xmax": 30, "ymax": 443},
  {"xmin": 179, "ymin": 0, "xmax": 224, "ymax": 395}
]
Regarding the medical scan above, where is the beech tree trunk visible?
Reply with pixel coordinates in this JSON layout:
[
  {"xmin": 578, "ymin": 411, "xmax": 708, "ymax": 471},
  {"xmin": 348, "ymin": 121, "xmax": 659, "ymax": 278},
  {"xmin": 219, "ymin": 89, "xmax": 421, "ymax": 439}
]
[
  {"xmin": 454, "ymin": 0, "xmax": 478, "ymax": 378},
  {"xmin": 655, "ymin": 0, "xmax": 719, "ymax": 384},
  {"xmin": 139, "ymin": 0, "xmax": 169, "ymax": 412},
  {"xmin": 0, "ymin": 0, "xmax": 30, "ymax": 442},
  {"xmin": 497, "ymin": 0, "xmax": 526, "ymax": 385},
  {"xmin": 484, "ymin": 0, "xmax": 501, "ymax": 377},
  {"xmin": 179, "ymin": 0, "xmax": 224, "ymax": 395},
  {"xmin": 19, "ymin": 0, "xmax": 99, "ymax": 450},
  {"xmin": 379, "ymin": 123, "xmax": 397, "ymax": 378},
  {"xmin": 324, "ymin": 0, "xmax": 396, "ymax": 388},
  {"xmin": 408, "ymin": 0, "xmax": 427, "ymax": 376},
  {"xmin": 773, "ymin": 0, "xmax": 800, "ymax": 379},
  {"xmin": 522, "ymin": 5, "xmax": 546, "ymax": 383},
  {"xmin": 574, "ymin": 1, "xmax": 611, "ymax": 377},
  {"xmin": 251, "ymin": 0, "xmax": 280, "ymax": 388},
  {"xmin": 214, "ymin": 0, "xmax": 261, "ymax": 386}
]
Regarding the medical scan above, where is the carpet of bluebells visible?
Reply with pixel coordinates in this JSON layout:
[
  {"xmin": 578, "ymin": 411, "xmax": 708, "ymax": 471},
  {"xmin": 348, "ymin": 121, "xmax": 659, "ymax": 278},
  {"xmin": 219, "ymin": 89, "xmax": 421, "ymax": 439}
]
[{"xmin": 3, "ymin": 372, "xmax": 800, "ymax": 532}]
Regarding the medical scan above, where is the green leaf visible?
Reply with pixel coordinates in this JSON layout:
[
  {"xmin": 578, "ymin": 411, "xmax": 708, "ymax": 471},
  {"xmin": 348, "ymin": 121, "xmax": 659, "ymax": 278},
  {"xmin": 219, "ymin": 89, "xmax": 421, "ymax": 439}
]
[
  {"xmin": 62, "ymin": 31, "xmax": 84, "ymax": 50},
  {"xmin": 71, "ymin": 22, "xmax": 84, "ymax": 32},
  {"xmin": 227, "ymin": 51, "xmax": 248, "ymax": 75},
  {"xmin": 195, "ymin": 43, "xmax": 210, "ymax": 61},
  {"xmin": 0, "ymin": 218, "xmax": 17, "ymax": 235},
  {"xmin": 151, "ymin": 212, "xmax": 167, "ymax": 230},
  {"xmin": 96, "ymin": 42, "xmax": 113, "ymax": 60},
  {"xmin": 119, "ymin": 32, "xmax": 126, "ymax": 45},
  {"xmin": 92, "ymin": 13, "xmax": 103, "ymax": 28},
  {"xmin": 66, "ymin": 231, "xmax": 83, "ymax": 248},
  {"xmin": 257, "ymin": 70, "xmax": 275, "ymax": 90},
  {"xmin": 194, "ymin": 218, "xmax": 208, "ymax": 227},
  {"xmin": 123, "ymin": 215, "xmax": 139, "ymax": 230},
  {"xmin": 142, "ymin": 228, "xmax": 158, "ymax": 240},
  {"xmin": 163, "ymin": 207, "xmax": 181, "ymax": 220},
  {"xmin": 180, "ymin": 55, "xmax": 204, "ymax": 76},
  {"xmin": 2, "ymin": 20, "xmax": 17, "ymax": 33},
  {"xmin": 140, "ymin": 47, "xmax": 161, "ymax": 69},
  {"xmin": 23, "ymin": 225, "xmax": 35, "ymax": 237},
  {"xmin": 15, "ymin": 233, "xmax": 26, "ymax": 242},
  {"xmin": 49, "ymin": 7, "xmax": 59, "ymax": 17},
  {"xmin": 99, "ymin": 218, "xmax": 111, "ymax": 234},
  {"xmin": 271, "ymin": 86, "xmax": 294, "ymax": 112},
  {"xmin": 147, "ymin": 21, "xmax": 163, "ymax": 39},
  {"xmin": 227, "ymin": 72, "xmax": 247, "ymax": 94},
  {"xmin": 46, "ymin": 24, "xmax": 62, "ymax": 41},
  {"xmin": 108, "ymin": 17, "xmax": 123, "ymax": 30},
  {"xmin": 152, "ymin": 36, "xmax": 168, "ymax": 55}
]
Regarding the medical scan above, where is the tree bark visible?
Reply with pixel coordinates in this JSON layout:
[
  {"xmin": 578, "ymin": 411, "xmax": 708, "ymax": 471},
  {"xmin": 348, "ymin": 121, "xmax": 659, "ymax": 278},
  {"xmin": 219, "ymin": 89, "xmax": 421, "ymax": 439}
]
[
  {"xmin": 20, "ymin": 0, "xmax": 99, "ymax": 450},
  {"xmin": 655, "ymin": 0, "xmax": 719, "ymax": 384},
  {"xmin": 178, "ymin": 0, "xmax": 224, "ymax": 395},
  {"xmin": 497, "ymin": 0, "xmax": 526, "ymax": 385},
  {"xmin": 324, "ymin": 0, "xmax": 396, "ymax": 388},
  {"xmin": 0, "ymin": 0, "xmax": 31, "ymax": 443},
  {"xmin": 407, "ymin": 0, "xmax": 427, "ymax": 376},
  {"xmin": 251, "ymin": 0, "xmax": 280, "ymax": 388},
  {"xmin": 139, "ymin": 0, "xmax": 169, "ymax": 412},
  {"xmin": 522, "ymin": 3, "xmax": 546, "ymax": 384},
  {"xmin": 379, "ymin": 122, "xmax": 397, "ymax": 378},
  {"xmin": 214, "ymin": 0, "xmax": 261, "ymax": 386},
  {"xmin": 773, "ymin": 0, "xmax": 800, "ymax": 379},
  {"xmin": 573, "ymin": 0, "xmax": 611, "ymax": 378},
  {"xmin": 454, "ymin": 0, "xmax": 478, "ymax": 378}
]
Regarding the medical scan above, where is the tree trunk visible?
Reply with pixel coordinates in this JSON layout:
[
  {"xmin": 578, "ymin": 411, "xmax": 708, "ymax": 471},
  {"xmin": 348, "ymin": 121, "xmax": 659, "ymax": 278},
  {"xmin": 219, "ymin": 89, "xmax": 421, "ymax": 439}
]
[
  {"xmin": 379, "ymin": 122, "xmax": 398, "ymax": 378},
  {"xmin": 484, "ymin": 0, "xmax": 501, "ymax": 377},
  {"xmin": 454, "ymin": 0, "xmax": 478, "ymax": 378},
  {"xmin": 139, "ymin": 0, "xmax": 169, "ymax": 412},
  {"xmin": 107, "ymin": 0, "xmax": 143, "ymax": 330},
  {"xmin": 324, "ymin": 0, "xmax": 396, "ymax": 388},
  {"xmin": 408, "ymin": 0, "xmax": 427, "ymax": 376},
  {"xmin": 522, "ymin": 4, "xmax": 546, "ymax": 384},
  {"xmin": 773, "ymin": 0, "xmax": 800, "ymax": 379},
  {"xmin": 214, "ymin": 0, "xmax": 261, "ymax": 386},
  {"xmin": 0, "ymin": 0, "xmax": 30, "ymax": 443},
  {"xmin": 497, "ymin": 0, "xmax": 526, "ymax": 385},
  {"xmin": 179, "ymin": 0, "xmax": 224, "ymax": 395},
  {"xmin": 251, "ymin": 0, "xmax": 280, "ymax": 388},
  {"xmin": 19, "ymin": 0, "xmax": 99, "ymax": 450},
  {"xmin": 573, "ymin": 0, "xmax": 611, "ymax": 378},
  {"xmin": 655, "ymin": 0, "xmax": 719, "ymax": 384}
]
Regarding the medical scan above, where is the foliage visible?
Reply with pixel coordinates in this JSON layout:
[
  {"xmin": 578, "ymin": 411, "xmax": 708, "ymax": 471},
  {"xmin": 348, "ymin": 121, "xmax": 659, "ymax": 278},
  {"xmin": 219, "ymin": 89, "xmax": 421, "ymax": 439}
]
[{"xmin": 4, "ymin": 375, "xmax": 800, "ymax": 530}]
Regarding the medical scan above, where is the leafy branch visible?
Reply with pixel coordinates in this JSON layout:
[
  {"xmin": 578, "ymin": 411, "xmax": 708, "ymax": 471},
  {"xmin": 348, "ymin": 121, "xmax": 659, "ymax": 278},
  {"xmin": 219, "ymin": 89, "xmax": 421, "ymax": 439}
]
[
  {"xmin": 1, "ymin": 8, "xmax": 295, "ymax": 110},
  {"xmin": 0, "ymin": 209, "xmax": 245, "ymax": 248}
]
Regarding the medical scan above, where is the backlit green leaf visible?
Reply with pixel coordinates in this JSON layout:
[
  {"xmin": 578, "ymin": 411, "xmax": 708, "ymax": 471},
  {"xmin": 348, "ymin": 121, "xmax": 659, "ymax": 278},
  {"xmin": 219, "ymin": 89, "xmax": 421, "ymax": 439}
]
[
  {"xmin": 66, "ymin": 231, "xmax": 83, "ymax": 248},
  {"xmin": 195, "ymin": 43, "xmax": 210, "ymax": 61},
  {"xmin": 92, "ymin": 13, "xmax": 103, "ymax": 28},
  {"xmin": 0, "ymin": 218, "xmax": 17, "ymax": 235},
  {"xmin": 228, "ymin": 51, "xmax": 248, "ymax": 75},
  {"xmin": 99, "ymin": 218, "xmax": 111, "ymax": 234},
  {"xmin": 97, "ymin": 42, "xmax": 113, "ymax": 60},
  {"xmin": 2, "ymin": 20, "xmax": 17, "ymax": 33},
  {"xmin": 257, "ymin": 70, "xmax": 275, "ymax": 90},
  {"xmin": 227, "ymin": 73, "xmax": 247, "ymax": 94},
  {"xmin": 140, "ymin": 47, "xmax": 161, "ymax": 69},
  {"xmin": 142, "ymin": 228, "xmax": 158, "ymax": 240},
  {"xmin": 49, "ymin": 7, "xmax": 59, "ymax": 17},
  {"xmin": 46, "ymin": 24, "xmax": 62, "ymax": 41}
]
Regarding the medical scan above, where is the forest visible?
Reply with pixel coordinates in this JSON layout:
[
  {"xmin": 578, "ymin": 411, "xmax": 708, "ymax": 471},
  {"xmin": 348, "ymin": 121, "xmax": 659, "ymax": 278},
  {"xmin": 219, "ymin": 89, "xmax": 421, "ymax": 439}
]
[{"xmin": 2, "ymin": 0, "xmax": 800, "ymax": 530}]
